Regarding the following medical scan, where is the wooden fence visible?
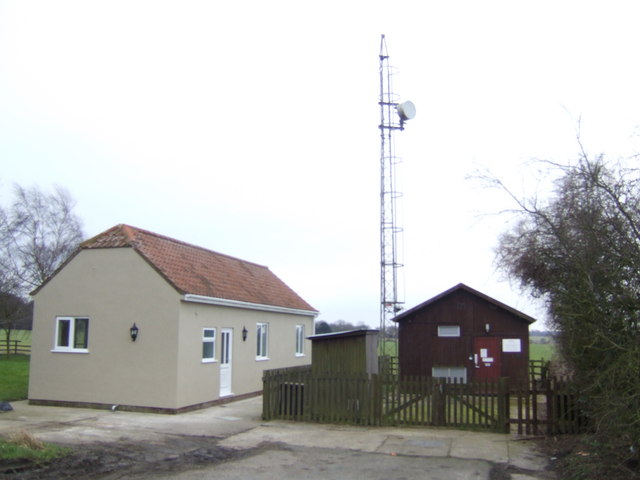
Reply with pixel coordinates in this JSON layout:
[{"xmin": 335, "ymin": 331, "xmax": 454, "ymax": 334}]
[
  {"xmin": 510, "ymin": 375, "xmax": 587, "ymax": 435},
  {"xmin": 263, "ymin": 367, "xmax": 586, "ymax": 435},
  {"xmin": 529, "ymin": 359, "xmax": 550, "ymax": 381},
  {"xmin": 382, "ymin": 375, "xmax": 509, "ymax": 431},
  {"xmin": 379, "ymin": 355, "xmax": 399, "ymax": 376},
  {"xmin": 264, "ymin": 368, "xmax": 510, "ymax": 432},
  {"xmin": 0, "ymin": 340, "xmax": 31, "ymax": 355}
]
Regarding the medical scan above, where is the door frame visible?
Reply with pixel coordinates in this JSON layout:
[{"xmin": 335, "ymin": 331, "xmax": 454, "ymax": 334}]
[
  {"xmin": 472, "ymin": 336, "xmax": 501, "ymax": 381},
  {"xmin": 219, "ymin": 328, "xmax": 233, "ymax": 397}
]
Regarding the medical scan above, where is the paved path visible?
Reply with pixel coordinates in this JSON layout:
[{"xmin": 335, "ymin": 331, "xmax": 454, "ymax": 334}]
[{"xmin": 0, "ymin": 397, "xmax": 555, "ymax": 479}]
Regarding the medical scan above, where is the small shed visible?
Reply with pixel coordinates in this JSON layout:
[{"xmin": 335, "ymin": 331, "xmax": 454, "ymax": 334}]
[
  {"xmin": 308, "ymin": 329, "xmax": 379, "ymax": 376},
  {"xmin": 394, "ymin": 283, "xmax": 535, "ymax": 386}
]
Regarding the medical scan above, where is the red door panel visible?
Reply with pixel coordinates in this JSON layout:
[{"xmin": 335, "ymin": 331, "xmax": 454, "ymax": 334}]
[{"xmin": 473, "ymin": 337, "xmax": 501, "ymax": 381}]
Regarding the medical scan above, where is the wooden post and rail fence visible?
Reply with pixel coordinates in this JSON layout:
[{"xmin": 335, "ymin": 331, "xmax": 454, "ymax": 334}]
[
  {"xmin": 0, "ymin": 340, "xmax": 31, "ymax": 355},
  {"xmin": 263, "ymin": 363, "xmax": 586, "ymax": 435}
]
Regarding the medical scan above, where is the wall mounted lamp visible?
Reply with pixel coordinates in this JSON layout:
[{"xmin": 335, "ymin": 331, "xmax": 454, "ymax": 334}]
[
  {"xmin": 242, "ymin": 326, "xmax": 248, "ymax": 342},
  {"xmin": 484, "ymin": 323, "xmax": 491, "ymax": 334},
  {"xmin": 130, "ymin": 323, "xmax": 139, "ymax": 342}
]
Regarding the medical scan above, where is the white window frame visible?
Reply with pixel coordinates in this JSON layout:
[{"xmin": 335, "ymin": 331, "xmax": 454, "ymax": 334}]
[
  {"xmin": 437, "ymin": 325, "xmax": 460, "ymax": 337},
  {"xmin": 295, "ymin": 324, "xmax": 305, "ymax": 356},
  {"xmin": 202, "ymin": 328, "xmax": 216, "ymax": 363},
  {"xmin": 53, "ymin": 316, "xmax": 89, "ymax": 353},
  {"xmin": 256, "ymin": 322, "xmax": 269, "ymax": 360}
]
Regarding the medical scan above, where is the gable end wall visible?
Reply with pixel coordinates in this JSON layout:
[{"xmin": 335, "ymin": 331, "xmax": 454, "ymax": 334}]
[
  {"xmin": 398, "ymin": 290, "xmax": 529, "ymax": 383},
  {"xmin": 29, "ymin": 248, "xmax": 181, "ymax": 409}
]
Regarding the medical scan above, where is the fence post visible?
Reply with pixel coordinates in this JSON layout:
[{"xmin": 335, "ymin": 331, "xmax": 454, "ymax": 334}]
[
  {"xmin": 371, "ymin": 374, "xmax": 378, "ymax": 425},
  {"xmin": 496, "ymin": 377, "xmax": 510, "ymax": 433},
  {"xmin": 531, "ymin": 373, "xmax": 539, "ymax": 435},
  {"xmin": 545, "ymin": 377, "xmax": 554, "ymax": 435},
  {"xmin": 432, "ymin": 378, "xmax": 445, "ymax": 426},
  {"xmin": 262, "ymin": 371, "xmax": 270, "ymax": 421}
]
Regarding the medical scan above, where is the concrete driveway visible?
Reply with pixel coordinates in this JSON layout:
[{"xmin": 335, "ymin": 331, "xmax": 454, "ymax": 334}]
[{"xmin": 0, "ymin": 397, "xmax": 555, "ymax": 479}]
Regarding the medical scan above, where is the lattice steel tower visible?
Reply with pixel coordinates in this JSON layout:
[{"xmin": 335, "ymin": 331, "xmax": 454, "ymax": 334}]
[{"xmin": 379, "ymin": 34, "xmax": 415, "ymax": 351}]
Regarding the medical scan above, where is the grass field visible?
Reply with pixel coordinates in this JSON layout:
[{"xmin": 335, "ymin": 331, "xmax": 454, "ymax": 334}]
[
  {"xmin": 4, "ymin": 329, "xmax": 32, "ymax": 344},
  {"xmin": 0, "ymin": 329, "xmax": 32, "ymax": 357},
  {"xmin": 529, "ymin": 342, "xmax": 555, "ymax": 362},
  {"xmin": 0, "ymin": 355, "xmax": 30, "ymax": 402},
  {"xmin": 529, "ymin": 336, "xmax": 556, "ymax": 362},
  {"xmin": 379, "ymin": 339, "xmax": 399, "ymax": 356}
]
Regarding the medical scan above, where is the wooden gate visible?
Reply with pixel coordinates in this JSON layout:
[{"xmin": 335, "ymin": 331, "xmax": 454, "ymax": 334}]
[
  {"xmin": 510, "ymin": 376, "xmax": 587, "ymax": 435},
  {"xmin": 263, "ymin": 367, "xmax": 585, "ymax": 435},
  {"xmin": 380, "ymin": 375, "xmax": 509, "ymax": 432},
  {"xmin": 264, "ymin": 369, "xmax": 509, "ymax": 432}
]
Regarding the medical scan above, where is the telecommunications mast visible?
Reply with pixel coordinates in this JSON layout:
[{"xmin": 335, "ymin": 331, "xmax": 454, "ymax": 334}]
[{"xmin": 379, "ymin": 34, "xmax": 415, "ymax": 355}]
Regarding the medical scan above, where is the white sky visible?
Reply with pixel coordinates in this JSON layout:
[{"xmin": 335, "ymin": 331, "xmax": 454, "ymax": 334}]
[{"xmin": 2, "ymin": 1, "xmax": 640, "ymax": 329}]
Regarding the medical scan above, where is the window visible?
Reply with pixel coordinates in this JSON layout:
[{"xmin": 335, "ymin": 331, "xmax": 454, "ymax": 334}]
[
  {"xmin": 295, "ymin": 324, "xmax": 305, "ymax": 356},
  {"xmin": 256, "ymin": 323, "xmax": 268, "ymax": 359},
  {"xmin": 202, "ymin": 328, "xmax": 216, "ymax": 363},
  {"xmin": 54, "ymin": 317, "xmax": 89, "ymax": 352},
  {"xmin": 437, "ymin": 325, "xmax": 460, "ymax": 337},
  {"xmin": 432, "ymin": 366, "xmax": 467, "ymax": 383}
]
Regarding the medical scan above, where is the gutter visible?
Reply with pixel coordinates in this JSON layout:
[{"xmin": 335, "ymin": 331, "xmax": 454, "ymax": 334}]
[{"xmin": 183, "ymin": 294, "xmax": 319, "ymax": 318}]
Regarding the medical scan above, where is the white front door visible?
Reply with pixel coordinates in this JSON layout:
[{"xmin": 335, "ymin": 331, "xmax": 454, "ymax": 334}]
[{"xmin": 220, "ymin": 328, "xmax": 233, "ymax": 397}]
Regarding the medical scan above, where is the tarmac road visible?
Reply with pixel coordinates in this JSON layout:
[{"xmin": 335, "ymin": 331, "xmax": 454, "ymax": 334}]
[{"xmin": 0, "ymin": 396, "xmax": 556, "ymax": 479}]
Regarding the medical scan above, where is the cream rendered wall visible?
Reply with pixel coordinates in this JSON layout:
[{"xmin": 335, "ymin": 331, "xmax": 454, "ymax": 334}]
[
  {"xmin": 175, "ymin": 301, "xmax": 314, "ymax": 408},
  {"xmin": 29, "ymin": 248, "xmax": 182, "ymax": 409}
]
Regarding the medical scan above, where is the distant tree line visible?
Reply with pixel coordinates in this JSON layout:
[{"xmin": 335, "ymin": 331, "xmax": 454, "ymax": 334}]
[
  {"xmin": 528, "ymin": 329, "xmax": 555, "ymax": 336},
  {"xmin": 314, "ymin": 319, "xmax": 397, "ymax": 337}
]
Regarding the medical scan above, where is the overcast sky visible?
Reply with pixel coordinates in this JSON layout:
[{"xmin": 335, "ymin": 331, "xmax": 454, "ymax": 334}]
[{"xmin": 1, "ymin": 1, "xmax": 639, "ymax": 329}]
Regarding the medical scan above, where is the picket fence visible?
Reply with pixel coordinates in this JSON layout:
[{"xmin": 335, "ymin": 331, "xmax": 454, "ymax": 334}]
[{"xmin": 263, "ymin": 366, "xmax": 586, "ymax": 435}]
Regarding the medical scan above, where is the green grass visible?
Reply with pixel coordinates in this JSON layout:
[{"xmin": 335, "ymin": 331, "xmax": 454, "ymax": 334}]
[
  {"xmin": 529, "ymin": 340, "xmax": 556, "ymax": 362},
  {"xmin": 1, "ymin": 329, "xmax": 32, "ymax": 355},
  {"xmin": 0, "ymin": 355, "xmax": 30, "ymax": 401},
  {"xmin": 0, "ymin": 435, "xmax": 69, "ymax": 463},
  {"xmin": 4, "ymin": 329, "xmax": 32, "ymax": 345},
  {"xmin": 379, "ymin": 339, "xmax": 398, "ymax": 356}
]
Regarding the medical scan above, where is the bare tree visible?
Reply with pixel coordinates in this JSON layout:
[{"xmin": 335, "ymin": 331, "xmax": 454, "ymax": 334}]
[
  {"xmin": 0, "ymin": 185, "xmax": 84, "ymax": 290},
  {"xmin": 0, "ymin": 254, "xmax": 24, "ymax": 356},
  {"xmin": 0, "ymin": 184, "xmax": 84, "ymax": 354},
  {"xmin": 494, "ymin": 151, "xmax": 640, "ymax": 473}
]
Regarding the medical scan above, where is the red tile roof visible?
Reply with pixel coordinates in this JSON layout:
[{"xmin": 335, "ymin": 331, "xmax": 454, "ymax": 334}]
[{"xmin": 80, "ymin": 224, "xmax": 316, "ymax": 313}]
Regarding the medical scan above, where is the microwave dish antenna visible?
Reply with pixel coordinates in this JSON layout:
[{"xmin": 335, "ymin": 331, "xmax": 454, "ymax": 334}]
[{"xmin": 397, "ymin": 100, "xmax": 416, "ymax": 122}]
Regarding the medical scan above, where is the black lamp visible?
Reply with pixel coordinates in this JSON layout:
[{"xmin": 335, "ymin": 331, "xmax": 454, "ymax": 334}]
[
  {"xmin": 130, "ymin": 323, "xmax": 139, "ymax": 342},
  {"xmin": 242, "ymin": 326, "xmax": 248, "ymax": 342}
]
